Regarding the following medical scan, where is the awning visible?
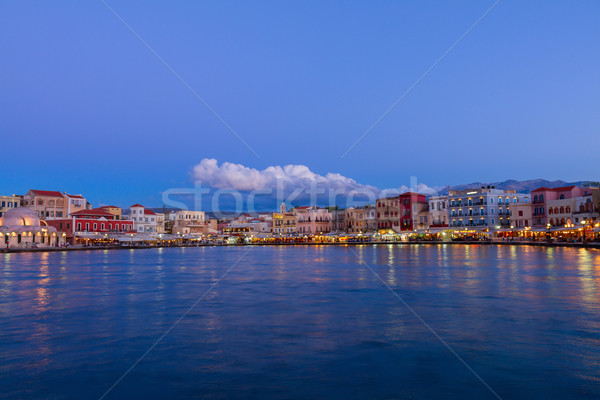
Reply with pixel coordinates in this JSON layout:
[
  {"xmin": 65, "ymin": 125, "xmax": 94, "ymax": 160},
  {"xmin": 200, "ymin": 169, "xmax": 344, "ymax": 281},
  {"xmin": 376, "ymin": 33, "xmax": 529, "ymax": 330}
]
[{"xmin": 551, "ymin": 226, "xmax": 581, "ymax": 232}]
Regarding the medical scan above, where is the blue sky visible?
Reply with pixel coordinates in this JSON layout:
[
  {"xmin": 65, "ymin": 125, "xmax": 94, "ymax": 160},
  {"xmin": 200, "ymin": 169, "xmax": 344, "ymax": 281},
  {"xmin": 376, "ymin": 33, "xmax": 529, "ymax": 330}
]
[{"xmin": 1, "ymin": 1, "xmax": 599, "ymax": 208}]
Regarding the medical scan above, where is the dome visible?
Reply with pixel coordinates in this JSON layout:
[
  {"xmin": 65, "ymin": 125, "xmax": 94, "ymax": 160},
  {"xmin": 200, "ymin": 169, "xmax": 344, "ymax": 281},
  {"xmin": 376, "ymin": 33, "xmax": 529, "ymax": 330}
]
[{"xmin": 0, "ymin": 207, "xmax": 41, "ymax": 227}]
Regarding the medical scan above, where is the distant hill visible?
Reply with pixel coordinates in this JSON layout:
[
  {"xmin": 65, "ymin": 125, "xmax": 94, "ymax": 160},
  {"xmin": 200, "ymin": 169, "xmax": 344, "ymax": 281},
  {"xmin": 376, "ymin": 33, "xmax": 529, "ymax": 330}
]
[{"xmin": 446, "ymin": 179, "xmax": 598, "ymax": 194}]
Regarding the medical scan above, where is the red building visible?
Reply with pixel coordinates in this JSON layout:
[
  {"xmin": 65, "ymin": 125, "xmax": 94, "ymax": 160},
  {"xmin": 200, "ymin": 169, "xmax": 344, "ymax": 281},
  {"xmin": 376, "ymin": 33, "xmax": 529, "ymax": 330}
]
[
  {"xmin": 45, "ymin": 208, "xmax": 134, "ymax": 243},
  {"xmin": 398, "ymin": 192, "xmax": 428, "ymax": 231},
  {"xmin": 376, "ymin": 192, "xmax": 428, "ymax": 231}
]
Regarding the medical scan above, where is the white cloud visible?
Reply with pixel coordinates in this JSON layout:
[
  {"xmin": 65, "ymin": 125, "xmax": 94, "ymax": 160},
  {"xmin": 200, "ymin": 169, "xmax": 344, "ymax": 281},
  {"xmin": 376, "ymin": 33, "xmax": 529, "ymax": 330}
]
[{"xmin": 192, "ymin": 159, "xmax": 442, "ymax": 204}]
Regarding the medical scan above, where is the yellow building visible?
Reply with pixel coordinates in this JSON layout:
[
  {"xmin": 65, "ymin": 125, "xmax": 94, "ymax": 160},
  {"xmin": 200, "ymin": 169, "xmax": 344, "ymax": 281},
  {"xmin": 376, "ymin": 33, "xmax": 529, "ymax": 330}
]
[
  {"xmin": 99, "ymin": 205, "xmax": 122, "ymax": 220},
  {"xmin": 0, "ymin": 195, "xmax": 22, "ymax": 218}
]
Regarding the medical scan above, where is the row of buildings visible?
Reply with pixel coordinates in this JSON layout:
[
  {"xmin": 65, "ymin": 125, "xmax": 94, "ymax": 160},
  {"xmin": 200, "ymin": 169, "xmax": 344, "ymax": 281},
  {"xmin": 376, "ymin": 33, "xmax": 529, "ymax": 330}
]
[
  {"xmin": 220, "ymin": 185, "xmax": 600, "ymax": 237},
  {"xmin": 1, "ymin": 184, "xmax": 599, "ymax": 247},
  {"xmin": 0, "ymin": 190, "xmax": 218, "ymax": 247}
]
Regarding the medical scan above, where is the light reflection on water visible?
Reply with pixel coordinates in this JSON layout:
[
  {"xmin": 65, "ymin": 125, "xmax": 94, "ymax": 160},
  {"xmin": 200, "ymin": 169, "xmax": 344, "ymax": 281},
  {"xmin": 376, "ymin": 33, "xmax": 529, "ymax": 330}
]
[{"xmin": 0, "ymin": 245, "xmax": 600, "ymax": 399}]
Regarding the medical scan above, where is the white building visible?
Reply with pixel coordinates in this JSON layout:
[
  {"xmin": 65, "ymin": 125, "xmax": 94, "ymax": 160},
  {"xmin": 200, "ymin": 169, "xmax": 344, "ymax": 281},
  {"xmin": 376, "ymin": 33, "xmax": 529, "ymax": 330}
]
[
  {"xmin": 428, "ymin": 195, "xmax": 449, "ymax": 227},
  {"xmin": 364, "ymin": 205, "xmax": 377, "ymax": 232},
  {"xmin": 448, "ymin": 187, "xmax": 516, "ymax": 229},
  {"xmin": 170, "ymin": 210, "xmax": 206, "ymax": 234},
  {"xmin": 129, "ymin": 204, "xmax": 162, "ymax": 233}
]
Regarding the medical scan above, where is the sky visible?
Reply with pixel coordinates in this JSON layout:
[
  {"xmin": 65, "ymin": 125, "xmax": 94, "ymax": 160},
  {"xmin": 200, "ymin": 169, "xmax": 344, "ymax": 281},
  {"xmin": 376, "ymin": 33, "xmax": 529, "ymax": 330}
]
[{"xmin": 1, "ymin": 1, "xmax": 599, "ymax": 209}]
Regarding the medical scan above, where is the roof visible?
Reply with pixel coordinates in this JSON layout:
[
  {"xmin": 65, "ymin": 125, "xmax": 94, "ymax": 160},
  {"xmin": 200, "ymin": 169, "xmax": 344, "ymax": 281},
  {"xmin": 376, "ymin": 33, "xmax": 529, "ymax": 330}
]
[
  {"xmin": 130, "ymin": 203, "xmax": 145, "ymax": 208},
  {"xmin": 70, "ymin": 209, "xmax": 114, "ymax": 217},
  {"xmin": 65, "ymin": 194, "xmax": 85, "ymax": 199},
  {"xmin": 29, "ymin": 190, "xmax": 63, "ymax": 197},
  {"xmin": 531, "ymin": 186, "xmax": 576, "ymax": 192},
  {"xmin": 99, "ymin": 205, "xmax": 119, "ymax": 209},
  {"xmin": 399, "ymin": 191, "xmax": 426, "ymax": 197},
  {"xmin": 144, "ymin": 209, "xmax": 156, "ymax": 215}
]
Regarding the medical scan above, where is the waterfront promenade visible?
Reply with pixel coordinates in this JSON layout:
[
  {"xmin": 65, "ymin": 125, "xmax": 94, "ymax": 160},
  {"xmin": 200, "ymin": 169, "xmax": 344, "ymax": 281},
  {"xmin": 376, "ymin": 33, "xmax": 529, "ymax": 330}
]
[{"xmin": 3, "ymin": 239, "xmax": 600, "ymax": 253}]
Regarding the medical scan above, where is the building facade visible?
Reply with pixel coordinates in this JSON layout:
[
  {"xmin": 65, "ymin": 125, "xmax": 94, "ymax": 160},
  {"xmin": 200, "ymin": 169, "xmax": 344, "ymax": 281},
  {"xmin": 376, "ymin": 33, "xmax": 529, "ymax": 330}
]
[
  {"xmin": 0, "ymin": 207, "xmax": 66, "ymax": 248},
  {"xmin": 531, "ymin": 186, "xmax": 585, "ymax": 227},
  {"xmin": 129, "ymin": 204, "xmax": 162, "ymax": 233},
  {"xmin": 294, "ymin": 206, "xmax": 332, "ymax": 234},
  {"xmin": 0, "ymin": 195, "xmax": 22, "ymax": 218},
  {"xmin": 428, "ymin": 195, "xmax": 449, "ymax": 227},
  {"xmin": 345, "ymin": 207, "xmax": 366, "ymax": 233},
  {"xmin": 508, "ymin": 194, "xmax": 531, "ymax": 228},
  {"xmin": 449, "ymin": 187, "xmax": 516, "ymax": 228}
]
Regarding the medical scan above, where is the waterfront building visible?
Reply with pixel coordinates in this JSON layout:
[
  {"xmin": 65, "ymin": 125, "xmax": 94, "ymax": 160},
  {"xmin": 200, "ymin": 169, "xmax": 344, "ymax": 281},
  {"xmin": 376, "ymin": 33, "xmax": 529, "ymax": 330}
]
[
  {"xmin": 0, "ymin": 195, "xmax": 22, "ymax": 218},
  {"xmin": 398, "ymin": 192, "xmax": 428, "ymax": 231},
  {"xmin": 0, "ymin": 207, "xmax": 66, "ymax": 248},
  {"xmin": 345, "ymin": 207, "xmax": 366, "ymax": 233},
  {"xmin": 376, "ymin": 192, "xmax": 427, "ymax": 231},
  {"xmin": 294, "ymin": 206, "xmax": 332, "ymax": 234},
  {"xmin": 531, "ymin": 186, "xmax": 585, "ymax": 227},
  {"xmin": 23, "ymin": 190, "xmax": 66, "ymax": 219},
  {"xmin": 508, "ymin": 194, "xmax": 532, "ymax": 228},
  {"xmin": 170, "ymin": 210, "xmax": 206, "ymax": 233},
  {"xmin": 129, "ymin": 204, "xmax": 161, "ymax": 233},
  {"xmin": 22, "ymin": 190, "xmax": 89, "ymax": 220},
  {"xmin": 376, "ymin": 196, "xmax": 400, "ymax": 230},
  {"xmin": 223, "ymin": 218, "xmax": 271, "ymax": 235},
  {"xmin": 46, "ymin": 208, "xmax": 134, "ymax": 243},
  {"xmin": 428, "ymin": 195, "xmax": 449, "ymax": 227},
  {"xmin": 331, "ymin": 209, "xmax": 346, "ymax": 232},
  {"xmin": 98, "ymin": 205, "xmax": 122, "ymax": 220},
  {"xmin": 273, "ymin": 208, "xmax": 296, "ymax": 235},
  {"xmin": 363, "ymin": 205, "xmax": 377, "ymax": 231},
  {"xmin": 448, "ymin": 187, "xmax": 516, "ymax": 229},
  {"xmin": 63, "ymin": 193, "xmax": 87, "ymax": 216},
  {"xmin": 572, "ymin": 188, "xmax": 599, "ymax": 225}
]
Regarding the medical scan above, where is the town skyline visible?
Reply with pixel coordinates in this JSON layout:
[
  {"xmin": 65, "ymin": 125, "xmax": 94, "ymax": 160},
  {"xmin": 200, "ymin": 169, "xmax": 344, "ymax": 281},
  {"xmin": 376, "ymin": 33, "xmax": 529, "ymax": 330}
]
[{"xmin": 2, "ymin": 1, "xmax": 599, "ymax": 207}]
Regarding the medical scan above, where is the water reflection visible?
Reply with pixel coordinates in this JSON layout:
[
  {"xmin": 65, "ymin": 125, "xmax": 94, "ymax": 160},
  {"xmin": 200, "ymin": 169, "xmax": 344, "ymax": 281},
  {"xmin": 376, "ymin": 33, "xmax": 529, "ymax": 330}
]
[{"xmin": 0, "ymin": 246, "xmax": 599, "ymax": 399}]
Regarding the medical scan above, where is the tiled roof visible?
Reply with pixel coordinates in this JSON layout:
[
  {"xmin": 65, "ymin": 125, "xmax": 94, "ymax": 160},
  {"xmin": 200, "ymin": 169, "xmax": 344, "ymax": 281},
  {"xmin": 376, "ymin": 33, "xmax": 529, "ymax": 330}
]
[
  {"xmin": 65, "ymin": 194, "xmax": 85, "ymax": 199},
  {"xmin": 130, "ymin": 204, "xmax": 145, "ymax": 208},
  {"xmin": 99, "ymin": 205, "xmax": 119, "ymax": 209},
  {"xmin": 531, "ymin": 186, "xmax": 576, "ymax": 192},
  {"xmin": 71, "ymin": 209, "xmax": 114, "ymax": 217},
  {"xmin": 144, "ymin": 209, "xmax": 156, "ymax": 215},
  {"xmin": 30, "ymin": 190, "xmax": 63, "ymax": 197}
]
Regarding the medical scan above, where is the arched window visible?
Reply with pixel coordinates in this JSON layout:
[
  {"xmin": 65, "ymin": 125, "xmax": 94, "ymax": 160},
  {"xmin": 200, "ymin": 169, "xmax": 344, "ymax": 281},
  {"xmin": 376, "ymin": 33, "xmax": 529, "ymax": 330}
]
[
  {"xmin": 566, "ymin": 206, "xmax": 570, "ymax": 213},
  {"xmin": 540, "ymin": 195, "xmax": 544, "ymax": 202},
  {"xmin": 534, "ymin": 195, "xmax": 538, "ymax": 202},
  {"xmin": 17, "ymin": 234, "xmax": 21, "ymax": 243},
  {"xmin": 549, "ymin": 208, "xmax": 553, "ymax": 215},
  {"xmin": 550, "ymin": 218, "xmax": 555, "ymax": 225},
  {"xmin": 559, "ymin": 207, "xmax": 564, "ymax": 214},
  {"xmin": 554, "ymin": 207, "xmax": 559, "ymax": 214},
  {"xmin": 561, "ymin": 218, "xmax": 565, "ymax": 225}
]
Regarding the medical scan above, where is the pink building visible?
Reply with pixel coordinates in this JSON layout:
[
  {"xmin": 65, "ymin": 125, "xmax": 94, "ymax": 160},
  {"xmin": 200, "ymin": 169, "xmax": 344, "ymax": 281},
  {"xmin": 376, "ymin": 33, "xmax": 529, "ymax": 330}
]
[
  {"xmin": 531, "ymin": 186, "xmax": 585, "ymax": 227},
  {"xmin": 294, "ymin": 206, "xmax": 332, "ymax": 235}
]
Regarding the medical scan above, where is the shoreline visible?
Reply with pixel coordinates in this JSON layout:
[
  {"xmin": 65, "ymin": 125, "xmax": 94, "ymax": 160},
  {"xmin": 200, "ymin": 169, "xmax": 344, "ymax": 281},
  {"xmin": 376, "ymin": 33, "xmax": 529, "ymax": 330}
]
[{"xmin": 2, "ymin": 240, "xmax": 599, "ymax": 254}]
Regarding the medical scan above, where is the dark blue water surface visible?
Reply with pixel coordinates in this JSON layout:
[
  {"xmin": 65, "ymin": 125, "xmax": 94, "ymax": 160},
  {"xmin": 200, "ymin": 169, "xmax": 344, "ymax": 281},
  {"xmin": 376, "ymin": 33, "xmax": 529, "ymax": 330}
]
[{"xmin": 1, "ymin": 245, "xmax": 600, "ymax": 399}]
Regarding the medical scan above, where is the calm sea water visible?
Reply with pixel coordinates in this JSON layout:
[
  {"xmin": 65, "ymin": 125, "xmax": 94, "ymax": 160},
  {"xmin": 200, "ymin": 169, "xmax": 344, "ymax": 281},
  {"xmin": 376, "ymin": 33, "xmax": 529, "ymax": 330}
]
[{"xmin": 1, "ymin": 245, "xmax": 600, "ymax": 399}]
